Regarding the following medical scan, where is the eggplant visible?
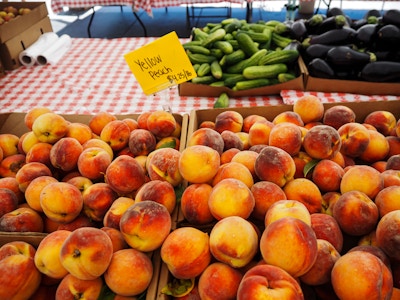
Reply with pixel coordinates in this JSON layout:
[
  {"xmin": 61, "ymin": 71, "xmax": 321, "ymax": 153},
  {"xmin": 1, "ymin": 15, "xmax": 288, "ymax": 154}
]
[
  {"xmin": 375, "ymin": 50, "xmax": 400, "ymax": 62},
  {"xmin": 307, "ymin": 27, "xmax": 357, "ymax": 46},
  {"xmin": 327, "ymin": 7, "xmax": 345, "ymax": 17},
  {"xmin": 316, "ymin": 15, "xmax": 348, "ymax": 34},
  {"xmin": 284, "ymin": 40, "xmax": 303, "ymax": 51},
  {"xmin": 304, "ymin": 44, "xmax": 338, "ymax": 62},
  {"xmin": 376, "ymin": 24, "xmax": 400, "ymax": 50},
  {"xmin": 351, "ymin": 18, "xmax": 368, "ymax": 30},
  {"xmin": 355, "ymin": 23, "xmax": 378, "ymax": 48},
  {"xmin": 360, "ymin": 61, "xmax": 400, "ymax": 82},
  {"xmin": 364, "ymin": 9, "xmax": 381, "ymax": 19},
  {"xmin": 382, "ymin": 9, "xmax": 400, "ymax": 27},
  {"xmin": 308, "ymin": 58, "xmax": 335, "ymax": 79},
  {"xmin": 290, "ymin": 19, "xmax": 308, "ymax": 41},
  {"xmin": 326, "ymin": 46, "xmax": 375, "ymax": 67},
  {"xmin": 305, "ymin": 14, "xmax": 326, "ymax": 35}
]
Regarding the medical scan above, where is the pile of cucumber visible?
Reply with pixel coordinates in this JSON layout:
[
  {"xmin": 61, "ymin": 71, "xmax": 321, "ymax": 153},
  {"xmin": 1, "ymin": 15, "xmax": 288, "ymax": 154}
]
[
  {"xmin": 298, "ymin": 8, "xmax": 400, "ymax": 82},
  {"xmin": 183, "ymin": 19, "xmax": 300, "ymax": 91}
]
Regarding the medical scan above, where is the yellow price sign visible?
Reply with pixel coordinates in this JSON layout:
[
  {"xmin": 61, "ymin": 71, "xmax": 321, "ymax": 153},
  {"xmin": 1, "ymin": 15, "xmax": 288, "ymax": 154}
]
[{"xmin": 124, "ymin": 31, "xmax": 197, "ymax": 95}]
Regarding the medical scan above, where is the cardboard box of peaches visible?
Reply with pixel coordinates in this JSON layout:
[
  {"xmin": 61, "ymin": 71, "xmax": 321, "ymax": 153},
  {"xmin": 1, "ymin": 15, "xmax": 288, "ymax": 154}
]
[
  {"xmin": 157, "ymin": 99, "xmax": 400, "ymax": 300},
  {"xmin": 0, "ymin": 110, "xmax": 189, "ymax": 300}
]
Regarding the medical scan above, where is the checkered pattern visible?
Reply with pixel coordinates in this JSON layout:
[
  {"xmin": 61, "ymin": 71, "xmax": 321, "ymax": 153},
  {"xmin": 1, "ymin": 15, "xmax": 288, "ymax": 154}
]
[
  {"xmin": 0, "ymin": 38, "xmax": 282, "ymax": 116},
  {"xmin": 51, "ymin": 0, "xmax": 135, "ymax": 13}
]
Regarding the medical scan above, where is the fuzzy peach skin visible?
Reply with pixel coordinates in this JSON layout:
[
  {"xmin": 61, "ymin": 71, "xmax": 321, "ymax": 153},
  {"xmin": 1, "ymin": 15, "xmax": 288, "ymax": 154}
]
[
  {"xmin": 0, "ymin": 187, "xmax": 18, "ymax": 218},
  {"xmin": 32, "ymin": 112, "xmax": 69, "ymax": 144},
  {"xmin": 209, "ymin": 216, "xmax": 259, "ymax": 268},
  {"xmin": 55, "ymin": 273, "xmax": 103, "ymax": 300},
  {"xmin": 340, "ymin": 164, "xmax": 384, "ymax": 200},
  {"xmin": 268, "ymin": 122, "xmax": 303, "ymax": 156},
  {"xmin": 220, "ymin": 130, "xmax": 244, "ymax": 152},
  {"xmin": 178, "ymin": 145, "xmax": 220, "ymax": 184},
  {"xmin": 77, "ymin": 147, "xmax": 112, "ymax": 181},
  {"xmin": 198, "ymin": 262, "xmax": 243, "ymax": 300},
  {"xmin": 231, "ymin": 150, "xmax": 259, "ymax": 180},
  {"xmin": 208, "ymin": 178, "xmax": 255, "ymax": 220},
  {"xmin": 359, "ymin": 129, "xmax": 390, "ymax": 163},
  {"xmin": 88, "ymin": 111, "xmax": 117, "ymax": 136},
  {"xmin": 265, "ymin": 199, "xmax": 311, "ymax": 227},
  {"xmin": 82, "ymin": 182, "xmax": 118, "ymax": 222},
  {"xmin": 212, "ymin": 161, "xmax": 254, "ymax": 188},
  {"xmin": 50, "ymin": 137, "xmax": 83, "ymax": 172},
  {"xmin": 135, "ymin": 179, "xmax": 176, "ymax": 214},
  {"xmin": 60, "ymin": 227, "xmax": 114, "ymax": 280},
  {"xmin": 15, "ymin": 161, "xmax": 52, "ymax": 193},
  {"xmin": 0, "ymin": 241, "xmax": 42, "ymax": 300},
  {"xmin": 119, "ymin": 200, "xmax": 171, "ymax": 252},
  {"xmin": 25, "ymin": 142, "xmax": 53, "ymax": 168},
  {"xmin": 0, "ymin": 133, "xmax": 20, "ymax": 157},
  {"xmin": 293, "ymin": 95, "xmax": 324, "ymax": 124},
  {"xmin": 322, "ymin": 105, "xmax": 356, "ymax": 130},
  {"xmin": 161, "ymin": 227, "xmax": 211, "ymax": 279},
  {"xmin": 331, "ymin": 250, "xmax": 393, "ymax": 300},
  {"xmin": 214, "ymin": 110, "xmax": 244, "ymax": 133},
  {"xmin": 260, "ymin": 217, "xmax": 318, "ymax": 278},
  {"xmin": 0, "ymin": 177, "xmax": 25, "ymax": 204},
  {"xmin": 34, "ymin": 229, "xmax": 72, "ymax": 279},
  {"xmin": 375, "ymin": 186, "xmax": 400, "ymax": 218},
  {"xmin": 312, "ymin": 159, "xmax": 344, "ymax": 193},
  {"xmin": 146, "ymin": 110, "xmax": 177, "ymax": 139},
  {"xmin": 180, "ymin": 183, "xmax": 215, "ymax": 225},
  {"xmin": 248, "ymin": 119, "xmax": 274, "ymax": 147},
  {"xmin": 237, "ymin": 264, "xmax": 304, "ymax": 300},
  {"xmin": 66, "ymin": 122, "xmax": 93, "ymax": 145},
  {"xmin": 0, "ymin": 153, "xmax": 26, "ymax": 178},
  {"xmin": 82, "ymin": 138, "xmax": 114, "ymax": 160},
  {"xmin": 283, "ymin": 178, "xmax": 323, "ymax": 214},
  {"xmin": 24, "ymin": 107, "xmax": 53, "ymax": 130},
  {"xmin": 364, "ymin": 110, "xmax": 397, "ymax": 137},
  {"xmin": 376, "ymin": 210, "xmax": 400, "ymax": 262},
  {"xmin": 310, "ymin": 213, "xmax": 343, "ymax": 253},
  {"xmin": 333, "ymin": 190, "xmax": 379, "ymax": 236},
  {"xmin": 128, "ymin": 128, "xmax": 157, "ymax": 156},
  {"xmin": 0, "ymin": 206, "xmax": 44, "ymax": 232},
  {"xmin": 302, "ymin": 124, "xmax": 342, "ymax": 160},
  {"xmin": 40, "ymin": 181, "xmax": 83, "ymax": 224},
  {"xmin": 338, "ymin": 122, "xmax": 371, "ymax": 158},
  {"xmin": 100, "ymin": 119, "xmax": 131, "ymax": 151},
  {"xmin": 273, "ymin": 111, "xmax": 304, "ymax": 126},
  {"xmin": 147, "ymin": 148, "xmax": 183, "ymax": 187},
  {"xmin": 348, "ymin": 244, "xmax": 391, "ymax": 270},
  {"xmin": 104, "ymin": 248, "xmax": 153, "ymax": 297},
  {"xmin": 103, "ymin": 196, "xmax": 135, "ymax": 229},
  {"xmin": 254, "ymin": 145, "xmax": 296, "ymax": 187},
  {"xmin": 101, "ymin": 226, "xmax": 129, "ymax": 252},
  {"xmin": 187, "ymin": 127, "xmax": 224, "ymax": 155}
]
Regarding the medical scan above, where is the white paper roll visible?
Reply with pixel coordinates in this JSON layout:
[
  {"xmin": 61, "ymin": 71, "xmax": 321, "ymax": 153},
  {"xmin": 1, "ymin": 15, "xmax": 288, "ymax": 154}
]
[
  {"xmin": 19, "ymin": 32, "xmax": 60, "ymax": 67},
  {"xmin": 36, "ymin": 34, "xmax": 72, "ymax": 66}
]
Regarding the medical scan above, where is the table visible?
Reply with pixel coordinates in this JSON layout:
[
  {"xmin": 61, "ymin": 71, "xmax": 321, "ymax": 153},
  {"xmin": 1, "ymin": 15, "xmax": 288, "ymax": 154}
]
[{"xmin": 1, "ymin": 37, "xmax": 398, "ymax": 116}]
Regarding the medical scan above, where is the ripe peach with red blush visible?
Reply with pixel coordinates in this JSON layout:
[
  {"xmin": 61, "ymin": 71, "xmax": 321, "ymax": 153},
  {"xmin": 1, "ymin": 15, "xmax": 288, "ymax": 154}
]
[
  {"xmin": 187, "ymin": 127, "xmax": 224, "ymax": 155},
  {"xmin": 359, "ymin": 129, "xmax": 390, "ymax": 163},
  {"xmin": 242, "ymin": 114, "xmax": 267, "ymax": 133},
  {"xmin": 88, "ymin": 111, "xmax": 117, "ymax": 136},
  {"xmin": 293, "ymin": 94, "xmax": 324, "ymax": 124},
  {"xmin": 180, "ymin": 183, "xmax": 214, "ymax": 225},
  {"xmin": 376, "ymin": 210, "xmax": 400, "ymax": 262},
  {"xmin": 268, "ymin": 122, "xmax": 302, "ymax": 156},
  {"xmin": 66, "ymin": 122, "xmax": 93, "ymax": 145},
  {"xmin": 364, "ymin": 110, "xmax": 397, "ymax": 136},
  {"xmin": 248, "ymin": 119, "xmax": 274, "ymax": 146},
  {"xmin": 135, "ymin": 179, "xmax": 176, "ymax": 214},
  {"xmin": 338, "ymin": 122, "xmax": 370, "ymax": 158},
  {"xmin": 15, "ymin": 161, "xmax": 52, "ymax": 193},
  {"xmin": 147, "ymin": 148, "xmax": 183, "ymax": 187},
  {"xmin": 283, "ymin": 178, "xmax": 323, "ymax": 214},
  {"xmin": 273, "ymin": 111, "xmax": 304, "ymax": 126},
  {"xmin": 103, "ymin": 196, "xmax": 135, "ymax": 229},
  {"xmin": 0, "ymin": 206, "xmax": 44, "ymax": 232},
  {"xmin": 264, "ymin": 199, "xmax": 311, "ymax": 227},
  {"xmin": 311, "ymin": 213, "xmax": 343, "ymax": 252},
  {"xmin": 0, "ymin": 188, "xmax": 18, "ymax": 218},
  {"xmin": 323, "ymin": 105, "xmax": 356, "ymax": 130},
  {"xmin": 212, "ymin": 161, "xmax": 254, "ymax": 188},
  {"xmin": 147, "ymin": 110, "xmax": 177, "ymax": 138},
  {"xmin": 25, "ymin": 175, "xmax": 58, "ymax": 212},
  {"xmin": 82, "ymin": 182, "xmax": 118, "ymax": 222},
  {"xmin": 55, "ymin": 273, "xmax": 103, "ymax": 299},
  {"xmin": 303, "ymin": 124, "xmax": 341, "ymax": 160},
  {"xmin": 214, "ymin": 110, "xmax": 243, "ymax": 133},
  {"xmin": 312, "ymin": 159, "xmax": 344, "ymax": 192}
]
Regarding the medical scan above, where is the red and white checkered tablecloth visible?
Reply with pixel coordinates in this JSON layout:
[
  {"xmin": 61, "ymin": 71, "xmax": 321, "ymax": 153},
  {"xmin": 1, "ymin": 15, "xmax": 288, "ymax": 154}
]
[
  {"xmin": 51, "ymin": 0, "xmax": 135, "ymax": 13},
  {"xmin": 0, "ymin": 37, "xmax": 282, "ymax": 116}
]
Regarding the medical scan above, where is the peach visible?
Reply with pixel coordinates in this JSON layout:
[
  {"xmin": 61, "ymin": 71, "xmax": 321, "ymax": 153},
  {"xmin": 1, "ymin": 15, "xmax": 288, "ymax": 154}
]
[
  {"xmin": 198, "ymin": 262, "xmax": 243, "ymax": 300},
  {"xmin": 381, "ymin": 169, "xmax": 400, "ymax": 187},
  {"xmin": 237, "ymin": 264, "xmax": 304, "ymax": 300},
  {"xmin": 283, "ymin": 178, "xmax": 323, "ymax": 214},
  {"xmin": 25, "ymin": 142, "xmax": 53, "ymax": 168},
  {"xmin": 293, "ymin": 94, "xmax": 324, "ymax": 124},
  {"xmin": 155, "ymin": 136, "xmax": 181, "ymax": 151},
  {"xmin": 236, "ymin": 131, "xmax": 250, "ymax": 150},
  {"xmin": 128, "ymin": 128, "xmax": 156, "ymax": 156},
  {"xmin": 0, "ymin": 241, "xmax": 42, "ymax": 300},
  {"xmin": 300, "ymin": 239, "xmax": 340, "ymax": 286},
  {"xmin": 57, "ymin": 212, "xmax": 96, "ymax": 231},
  {"xmin": 220, "ymin": 148, "xmax": 241, "ymax": 164},
  {"xmin": 100, "ymin": 226, "xmax": 129, "ymax": 252},
  {"xmin": 376, "ymin": 210, "xmax": 400, "ymax": 261},
  {"xmin": 82, "ymin": 182, "xmax": 118, "ymax": 222},
  {"xmin": 333, "ymin": 190, "xmax": 379, "ymax": 236},
  {"xmin": 312, "ymin": 159, "xmax": 344, "ymax": 192},
  {"xmin": 372, "ymin": 160, "xmax": 387, "ymax": 172},
  {"xmin": 220, "ymin": 130, "xmax": 244, "ymax": 151},
  {"xmin": 77, "ymin": 146, "xmax": 112, "ymax": 181},
  {"xmin": 49, "ymin": 137, "xmax": 83, "ymax": 172},
  {"xmin": 146, "ymin": 110, "xmax": 177, "ymax": 139},
  {"xmin": 55, "ymin": 273, "xmax": 103, "ymax": 299},
  {"xmin": 40, "ymin": 181, "xmax": 84, "ymax": 224},
  {"xmin": 210, "ymin": 216, "xmax": 259, "ymax": 268},
  {"xmin": 15, "ymin": 161, "xmax": 52, "ymax": 193},
  {"xmin": 24, "ymin": 107, "xmax": 53, "ymax": 130},
  {"xmin": 212, "ymin": 161, "xmax": 254, "ymax": 188},
  {"xmin": 214, "ymin": 110, "xmax": 243, "ymax": 133},
  {"xmin": 310, "ymin": 213, "xmax": 343, "ymax": 253},
  {"xmin": 254, "ymin": 145, "xmax": 296, "ymax": 187},
  {"xmin": 0, "ymin": 206, "xmax": 44, "ymax": 232},
  {"xmin": 250, "ymin": 180, "xmax": 287, "ymax": 222},
  {"xmin": 331, "ymin": 251, "xmax": 393, "ymax": 300},
  {"xmin": 136, "ymin": 111, "xmax": 152, "ymax": 130},
  {"xmin": 359, "ymin": 129, "xmax": 390, "ymax": 163},
  {"xmin": 0, "ymin": 133, "xmax": 19, "ymax": 158},
  {"xmin": 135, "ymin": 179, "xmax": 176, "ymax": 214},
  {"xmin": 105, "ymin": 155, "xmax": 146, "ymax": 195},
  {"xmin": 375, "ymin": 186, "xmax": 400, "ymax": 218},
  {"xmin": 265, "ymin": 199, "xmax": 311, "ymax": 227},
  {"xmin": 268, "ymin": 122, "xmax": 302, "ymax": 156},
  {"xmin": 231, "ymin": 150, "xmax": 259, "ymax": 180},
  {"xmin": 82, "ymin": 138, "xmax": 114, "ymax": 160},
  {"xmin": 179, "ymin": 145, "xmax": 220, "ymax": 184},
  {"xmin": 66, "ymin": 175, "xmax": 93, "ymax": 193},
  {"xmin": 293, "ymin": 151, "xmax": 313, "ymax": 179},
  {"xmin": 34, "ymin": 229, "xmax": 71, "ymax": 279},
  {"xmin": 364, "ymin": 110, "xmax": 397, "ymax": 136},
  {"xmin": 302, "ymin": 124, "xmax": 341, "ymax": 160},
  {"xmin": 60, "ymin": 227, "xmax": 113, "ymax": 280},
  {"xmin": 248, "ymin": 119, "xmax": 274, "ymax": 146},
  {"xmin": 120, "ymin": 200, "xmax": 171, "ymax": 252},
  {"xmin": 180, "ymin": 183, "xmax": 214, "ymax": 225},
  {"xmin": 323, "ymin": 105, "xmax": 356, "ymax": 130},
  {"xmin": 25, "ymin": 175, "xmax": 58, "ymax": 212},
  {"xmin": 273, "ymin": 111, "xmax": 304, "ymax": 126},
  {"xmin": 0, "ymin": 188, "xmax": 18, "ymax": 218},
  {"xmin": 242, "ymin": 114, "xmax": 268, "ymax": 133},
  {"xmin": 122, "ymin": 117, "xmax": 139, "ymax": 131},
  {"xmin": 340, "ymin": 165, "xmax": 384, "ymax": 199},
  {"xmin": 0, "ymin": 177, "xmax": 24, "ymax": 203},
  {"xmin": 32, "ymin": 112, "xmax": 69, "ymax": 144},
  {"xmin": 208, "ymin": 178, "xmax": 255, "ymax": 220},
  {"xmin": 103, "ymin": 196, "xmax": 135, "ymax": 229},
  {"xmin": 348, "ymin": 244, "xmax": 391, "ymax": 270},
  {"xmin": 161, "ymin": 227, "xmax": 211, "ymax": 279},
  {"xmin": 88, "ymin": 111, "xmax": 117, "ymax": 136},
  {"xmin": 260, "ymin": 217, "xmax": 318, "ymax": 277},
  {"xmin": 104, "ymin": 248, "xmax": 154, "ymax": 296},
  {"xmin": 147, "ymin": 148, "xmax": 183, "ymax": 187},
  {"xmin": 338, "ymin": 122, "xmax": 371, "ymax": 158},
  {"xmin": 199, "ymin": 120, "xmax": 216, "ymax": 129},
  {"xmin": 187, "ymin": 127, "xmax": 224, "ymax": 155},
  {"xmin": 387, "ymin": 154, "xmax": 400, "ymax": 170},
  {"xmin": 385, "ymin": 136, "xmax": 400, "ymax": 158},
  {"xmin": 66, "ymin": 122, "xmax": 93, "ymax": 145},
  {"xmin": 100, "ymin": 119, "xmax": 131, "ymax": 151}
]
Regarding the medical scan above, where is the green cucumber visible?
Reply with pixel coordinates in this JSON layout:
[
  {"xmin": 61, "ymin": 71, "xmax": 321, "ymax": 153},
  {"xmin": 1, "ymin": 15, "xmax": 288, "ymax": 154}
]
[
  {"xmin": 214, "ymin": 92, "xmax": 230, "ymax": 108},
  {"xmin": 234, "ymin": 78, "xmax": 270, "ymax": 90},
  {"xmin": 197, "ymin": 63, "xmax": 211, "ymax": 77},
  {"xmin": 202, "ymin": 28, "xmax": 226, "ymax": 47},
  {"xmin": 258, "ymin": 49, "xmax": 299, "ymax": 65},
  {"xmin": 187, "ymin": 52, "xmax": 217, "ymax": 64},
  {"xmin": 236, "ymin": 31, "xmax": 259, "ymax": 56},
  {"xmin": 278, "ymin": 72, "xmax": 296, "ymax": 82},
  {"xmin": 226, "ymin": 49, "xmax": 268, "ymax": 74},
  {"xmin": 213, "ymin": 40, "xmax": 234, "ymax": 54},
  {"xmin": 242, "ymin": 63, "xmax": 288, "ymax": 79},
  {"xmin": 225, "ymin": 49, "xmax": 246, "ymax": 65},
  {"xmin": 210, "ymin": 60, "xmax": 223, "ymax": 79},
  {"xmin": 182, "ymin": 44, "xmax": 211, "ymax": 55},
  {"xmin": 191, "ymin": 75, "xmax": 215, "ymax": 85}
]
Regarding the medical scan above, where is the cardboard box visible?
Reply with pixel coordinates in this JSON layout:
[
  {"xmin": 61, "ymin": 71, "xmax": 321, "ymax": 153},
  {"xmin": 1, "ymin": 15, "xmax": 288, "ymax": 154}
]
[
  {"xmin": 0, "ymin": 111, "xmax": 189, "ymax": 300},
  {"xmin": 179, "ymin": 58, "xmax": 307, "ymax": 97},
  {"xmin": 157, "ymin": 99, "xmax": 400, "ymax": 300},
  {"xmin": 0, "ymin": 16, "xmax": 53, "ymax": 70},
  {"xmin": 0, "ymin": 2, "xmax": 49, "ymax": 44}
]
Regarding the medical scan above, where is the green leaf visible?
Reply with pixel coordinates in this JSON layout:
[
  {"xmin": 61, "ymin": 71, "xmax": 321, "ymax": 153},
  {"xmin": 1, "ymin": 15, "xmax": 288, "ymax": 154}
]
[{"xmin": 303, "ymin": 159, "xmax": 319, "ymax": 177}]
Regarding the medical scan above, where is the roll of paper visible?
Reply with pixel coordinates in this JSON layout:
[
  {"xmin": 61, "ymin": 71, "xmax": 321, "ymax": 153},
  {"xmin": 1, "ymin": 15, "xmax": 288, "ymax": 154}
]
[
  {"xmin": 36, "ymin": 34, "xmax": 72, "ymax": 66},
  {"xmin": 19, "ymin": 32, "xmax": 60, "ymax": 67}
]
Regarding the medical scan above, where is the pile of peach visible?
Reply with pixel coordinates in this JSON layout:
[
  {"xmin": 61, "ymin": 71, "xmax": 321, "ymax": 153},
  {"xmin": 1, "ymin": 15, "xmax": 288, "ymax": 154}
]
[
  {"xmin": 0, "ymin": 107, "xmax": 183, "ymax": 299},
  {"xmin": 164, "ymin": 96, "xmax": 400, "ymax": 299}
]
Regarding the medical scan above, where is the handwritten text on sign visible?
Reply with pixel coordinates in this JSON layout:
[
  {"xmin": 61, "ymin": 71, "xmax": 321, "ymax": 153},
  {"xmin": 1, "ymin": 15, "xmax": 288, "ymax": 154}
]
[{"xmin": 124, "ymin": 32, "xmax": 196, "ymax": 95}]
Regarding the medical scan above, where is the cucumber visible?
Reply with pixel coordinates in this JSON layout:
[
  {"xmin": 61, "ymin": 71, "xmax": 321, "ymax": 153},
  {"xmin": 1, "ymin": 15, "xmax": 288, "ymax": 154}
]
[
  {"xmin": 192, "ymin": 28, "xmax": 209, "ymax": 41},
  {"xmin": 210, "ymin": 60, "xmax": 223, "ymax": 79},
  {"xmin": 278, "ymin": 73, "xmax": 296, "ymax": 83},
  {"xmin": 213, "ymin": 40, "xmax": 234, "ymax": 54},
  {"xmin": 225, "ymin": 49, "xmax": 246, "ymax": 65},
  {"xmin": 226, "ymin": 49, "xmax": 268, "ymax": 74},
  {"xmin": 271, "ymin": 33, "xmax": 293, "ymax": 49},
  {"xmin": 214, "ymin": 92, "xmax": 230, "ymax": 108},
  {"xmin": 191, "ymin": 75, "xmax": 215, "ymax": 85},
  {"xmin": 224, "ymin": 74, "xmax": 246, "ymax": 88},
  {"xmin": 182, "ymin": 44, "xmax": 211, "ymax": 55},
  {"xmin": 258, "ymin": 49, "xmax": 299, "ymax": 65},
  {"xmin": 243, "ymin": 63, "xmax": 288, "ymax": 79},
  {"xmin": 234, "ymin": 78, "xmax": 270, "ymax": 90},
  {"xmin": 202, "ymin": 28, "xmax": 226, "ymax": 47},
  {"xmin": 241, "ymin": 30, "xmax": 271, "ymax": 43},
  {"xmin": 187, "ymin": 52, "xmax": 217, "ymax": 64},
  {"xmin": 197, "ymin": 63, "xmax": 211, "ymax": 77},
  {"xmin": 236, "ymin": 31, "xmax": 259, "ymax": 56}
]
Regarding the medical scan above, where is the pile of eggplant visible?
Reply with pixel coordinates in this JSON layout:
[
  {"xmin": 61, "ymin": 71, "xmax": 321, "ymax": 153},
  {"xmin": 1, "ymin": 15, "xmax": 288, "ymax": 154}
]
[{"xmin": 285, "ymin": 8, "xmax": 400, "ymax": 82}]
